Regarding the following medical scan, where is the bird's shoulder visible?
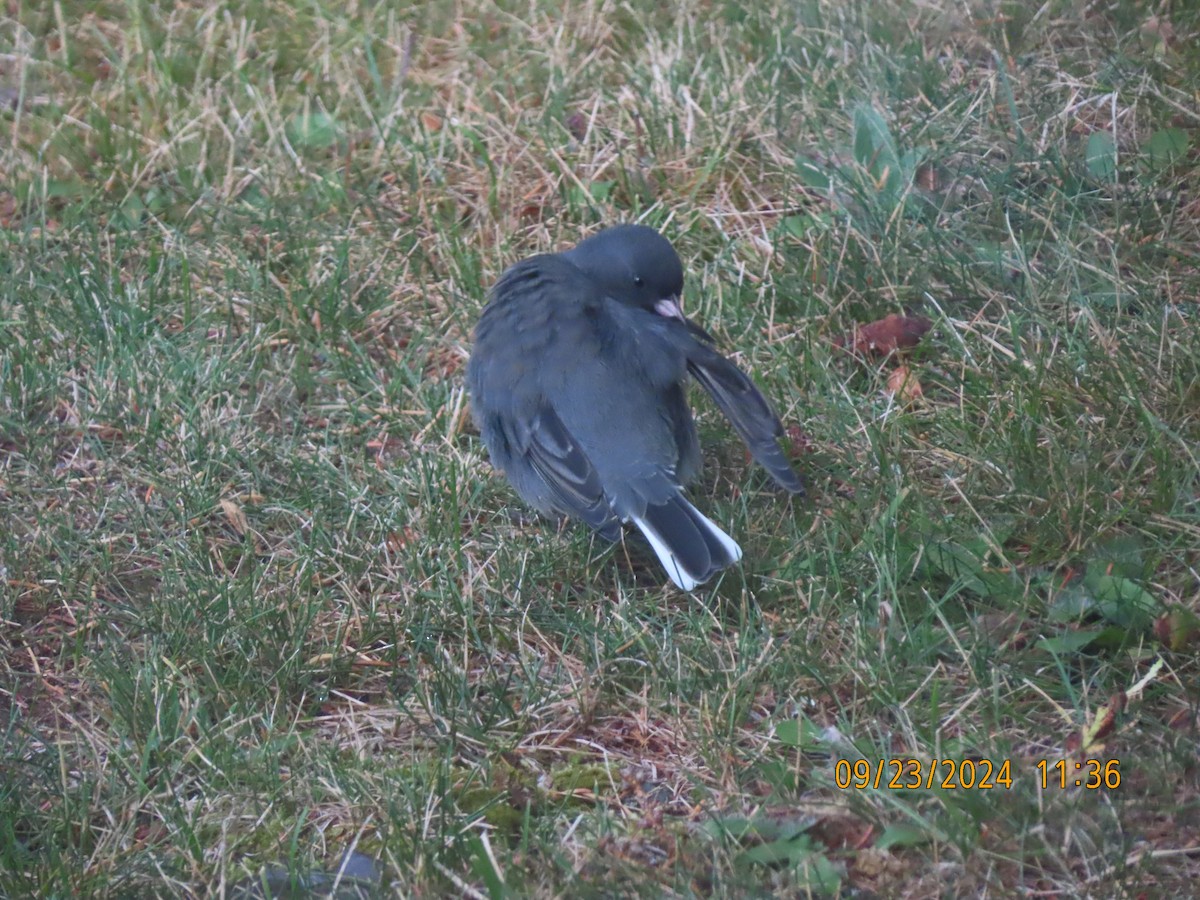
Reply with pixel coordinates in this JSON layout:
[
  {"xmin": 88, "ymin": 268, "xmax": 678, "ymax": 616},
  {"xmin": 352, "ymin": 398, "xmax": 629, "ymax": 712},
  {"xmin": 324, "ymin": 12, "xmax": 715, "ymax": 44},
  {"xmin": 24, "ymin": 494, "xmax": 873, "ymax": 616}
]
[
  {"xmin": 488, "ymin": 253, "xmax": 600, "ymax": 310},
  {"xmin": 476, "ymin": 252, "xmax": 625, "ymax": 348}
]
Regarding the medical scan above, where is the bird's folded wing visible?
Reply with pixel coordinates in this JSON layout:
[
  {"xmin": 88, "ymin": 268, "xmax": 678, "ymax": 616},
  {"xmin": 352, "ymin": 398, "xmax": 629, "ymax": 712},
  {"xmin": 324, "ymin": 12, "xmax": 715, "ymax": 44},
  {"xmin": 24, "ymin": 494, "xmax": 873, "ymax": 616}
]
[
  {"xmin": 686, "ymin": 346, "xmax": 806, "ymax": 495},
  {"xmin": 522, "ymin": 402, "xmax": 622, "ymax": 539}
]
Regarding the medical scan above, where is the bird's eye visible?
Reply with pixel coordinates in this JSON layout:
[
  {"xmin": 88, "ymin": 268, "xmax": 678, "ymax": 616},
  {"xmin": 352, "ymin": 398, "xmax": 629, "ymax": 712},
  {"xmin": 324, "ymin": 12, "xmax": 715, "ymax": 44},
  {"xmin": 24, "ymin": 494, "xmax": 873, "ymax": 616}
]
[{"xmin": 633, "ymin": 276, "xmax": 645, "ymax": 288}]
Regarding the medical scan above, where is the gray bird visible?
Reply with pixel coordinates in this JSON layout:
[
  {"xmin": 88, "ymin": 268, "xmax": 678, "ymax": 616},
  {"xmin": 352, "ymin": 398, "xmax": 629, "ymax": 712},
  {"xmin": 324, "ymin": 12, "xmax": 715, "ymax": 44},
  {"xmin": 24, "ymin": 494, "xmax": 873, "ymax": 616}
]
[{"xmin": 467, "ymin": 224, "xmax": 803, "ymax": 590}]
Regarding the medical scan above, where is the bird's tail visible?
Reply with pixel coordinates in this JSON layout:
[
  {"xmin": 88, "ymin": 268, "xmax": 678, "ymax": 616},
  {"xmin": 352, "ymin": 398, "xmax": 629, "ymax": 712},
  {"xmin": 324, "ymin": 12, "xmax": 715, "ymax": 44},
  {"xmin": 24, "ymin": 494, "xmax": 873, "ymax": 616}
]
[{"xmin": 631, "ymin": 497, "xmax": 742, "ymax": 591}]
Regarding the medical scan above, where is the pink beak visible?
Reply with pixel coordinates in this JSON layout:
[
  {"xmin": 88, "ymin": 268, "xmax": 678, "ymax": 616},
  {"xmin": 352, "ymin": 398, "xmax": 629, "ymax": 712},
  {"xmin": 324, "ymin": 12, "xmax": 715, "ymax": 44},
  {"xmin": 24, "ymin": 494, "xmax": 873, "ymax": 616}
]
[{"xmin": 654, "ymin": 296, "xmax": 683, "ymax": 319}]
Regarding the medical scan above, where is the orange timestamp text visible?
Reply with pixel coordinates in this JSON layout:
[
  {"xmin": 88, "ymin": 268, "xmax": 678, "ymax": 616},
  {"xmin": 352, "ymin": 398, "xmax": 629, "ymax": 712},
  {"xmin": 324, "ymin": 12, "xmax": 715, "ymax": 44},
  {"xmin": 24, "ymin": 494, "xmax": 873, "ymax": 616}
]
[
  {"xmin": 834, "ymin": 757, "xmax": 1122, "ymax": 790},
  {"xmin": 1036, "ymin": 758, "xmax": 1121, "ymax": 789},
  {"xmin": 835, "ymin": 757, "xmax": 1015, "ymax": 790}
]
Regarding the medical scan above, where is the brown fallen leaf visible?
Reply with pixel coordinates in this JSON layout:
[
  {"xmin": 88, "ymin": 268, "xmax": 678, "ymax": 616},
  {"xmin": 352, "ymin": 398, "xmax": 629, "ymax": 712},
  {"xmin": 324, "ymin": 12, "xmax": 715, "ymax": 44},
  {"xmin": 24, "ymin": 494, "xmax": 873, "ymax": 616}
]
[
  {"xmin": 885, "ymin": 364, "xmax": 924, "ymax": 403},
  {"xmin": 836, "ymin": 314, "xmax": 932, "ymax": 356},
  {"xmin": 566, "ymin": 112, "xmax": 588, "ymax": 140},
  {"xmin": 1167, "ymin": 707, "xmax": 1197, "ymax": 731},
  {"xmin": 785, "ymin": 424, "xmax": 812, "ymax": 457},
  {"xmin": 87, "ymin": 423, "xmax": 124, "ymax": 441},
  {"xmin": 386, "ymin": 527, "xmax": 418, "ymax": 552},
  {"xmin": 915, "ymin": 163, "xmax": 940, "ymax": 192},
  {"xmin": 1066, "ymin": 690, "xmax": 1126, "ymax": 757},
  {"xmin": 1141, "ymin": 14, "xmax": 1177, "ymax": 50},
  {"xmin": 1153, "ymin": 605, "xmax": 1200, "ymax": 652},
  {"xmin": 219, "ymin": 498, "xmax": 249, "ymax": 536},
  {"xmin": 420, "ymin": 111, "xmax": 443, "ymax": 132},
  {"xmin": 367, "ymin": 435, "xmax": 407, "ymax": 467},
  {"xmin": 0, "ymin": 191, "xmax": 17, "ymax": 228}
]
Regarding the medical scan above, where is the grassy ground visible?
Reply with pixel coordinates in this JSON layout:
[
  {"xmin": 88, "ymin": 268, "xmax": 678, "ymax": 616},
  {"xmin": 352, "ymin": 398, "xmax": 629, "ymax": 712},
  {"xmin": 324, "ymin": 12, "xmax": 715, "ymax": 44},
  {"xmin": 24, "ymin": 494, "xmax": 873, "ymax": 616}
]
[{"xmin": 2, "ymin": 0, "xmax": 1199, "ymax": 896}]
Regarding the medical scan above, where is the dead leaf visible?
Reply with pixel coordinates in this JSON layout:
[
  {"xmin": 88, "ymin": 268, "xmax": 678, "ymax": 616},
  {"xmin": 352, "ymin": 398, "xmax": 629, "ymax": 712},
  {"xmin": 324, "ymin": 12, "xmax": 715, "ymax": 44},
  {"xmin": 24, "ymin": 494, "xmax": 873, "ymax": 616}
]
[
  {"xmin": 1069, "ymin": 691, "xmax": 1125, "ymax": 757},
  {"xmin": 1153, "ymin": 605, "xmax": 1200, "ymax": 652},
  {"xmin": 219, "ymin": 498, "xmax": 249, "ymax": 536},
  {"xmin": 885, "ymin": 365, "xmax": 923, "ymax": 403},
  {"xmin": 386, "ymin": 527, "xmax": 417, "ymax": 552},
  {"xmin": 1141, "ymin": 15, "xmax": 1177, "ymax": 48},
  {"xmin": 420, "ymin": 111, "xmax": 443, "ymax": 132},
  {"xmin": 836, "ymin": 314, "xmax": 932, "ymax": 357},
  {"xmin": 88, "ymin": 423, "xmax": 124, "ymax": 441},
  {"xmin": 915, "ymin": 163, "xmax": 940, "ymax": 192},
  {"xmin": 0, "ymin": 191, "xmax": 16, "ymax": 227},
  {"xmin": 785, "ymin": 424, "xmax": 812, "ymax": 457},
  {"xmin": 1167, "ymin": 707, "xmax": 1196, "ymax": 731},
  {"xmin": 566, "ymin": 112, "xmax": 588, "ymax": 140},
  {"xmin": 368, "ymin": 435, "xmax": 408, "ymax": 468}
]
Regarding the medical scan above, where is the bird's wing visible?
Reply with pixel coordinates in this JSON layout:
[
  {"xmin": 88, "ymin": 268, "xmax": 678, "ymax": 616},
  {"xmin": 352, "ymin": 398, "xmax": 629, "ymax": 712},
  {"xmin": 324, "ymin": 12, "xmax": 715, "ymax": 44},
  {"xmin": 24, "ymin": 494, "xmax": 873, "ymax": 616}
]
[
  {"xmin": 684, "ymin": 340, "xmax": 806, "ymax": 494},
  {"xmin": 522, "ymin": 402, "xmax": 622, "ymax": 539}
]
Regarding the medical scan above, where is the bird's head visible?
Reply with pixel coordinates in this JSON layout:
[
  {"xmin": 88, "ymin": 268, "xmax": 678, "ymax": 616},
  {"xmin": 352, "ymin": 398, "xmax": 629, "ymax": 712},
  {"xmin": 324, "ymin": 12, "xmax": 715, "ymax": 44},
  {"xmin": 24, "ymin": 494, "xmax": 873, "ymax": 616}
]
[{"xmin": 563, "ymin": 224, "xmax": 686, "ymax": 319}]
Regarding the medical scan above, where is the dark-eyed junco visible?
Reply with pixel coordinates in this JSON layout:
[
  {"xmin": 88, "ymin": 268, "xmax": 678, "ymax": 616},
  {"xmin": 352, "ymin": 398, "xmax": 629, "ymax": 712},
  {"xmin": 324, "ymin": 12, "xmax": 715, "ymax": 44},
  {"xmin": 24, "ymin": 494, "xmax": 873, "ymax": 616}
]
[{"xmin": 467, "ymin": 224, "xmax": 803, "ymax": 590}]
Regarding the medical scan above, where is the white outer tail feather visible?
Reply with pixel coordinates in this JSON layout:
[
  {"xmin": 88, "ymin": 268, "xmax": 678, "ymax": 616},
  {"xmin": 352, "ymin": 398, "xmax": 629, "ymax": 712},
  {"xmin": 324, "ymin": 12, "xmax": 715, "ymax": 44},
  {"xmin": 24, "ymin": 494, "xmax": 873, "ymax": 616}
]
[{"xmin": 631, "ymin": 501, "xmax": 743, "ymax": 591}]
